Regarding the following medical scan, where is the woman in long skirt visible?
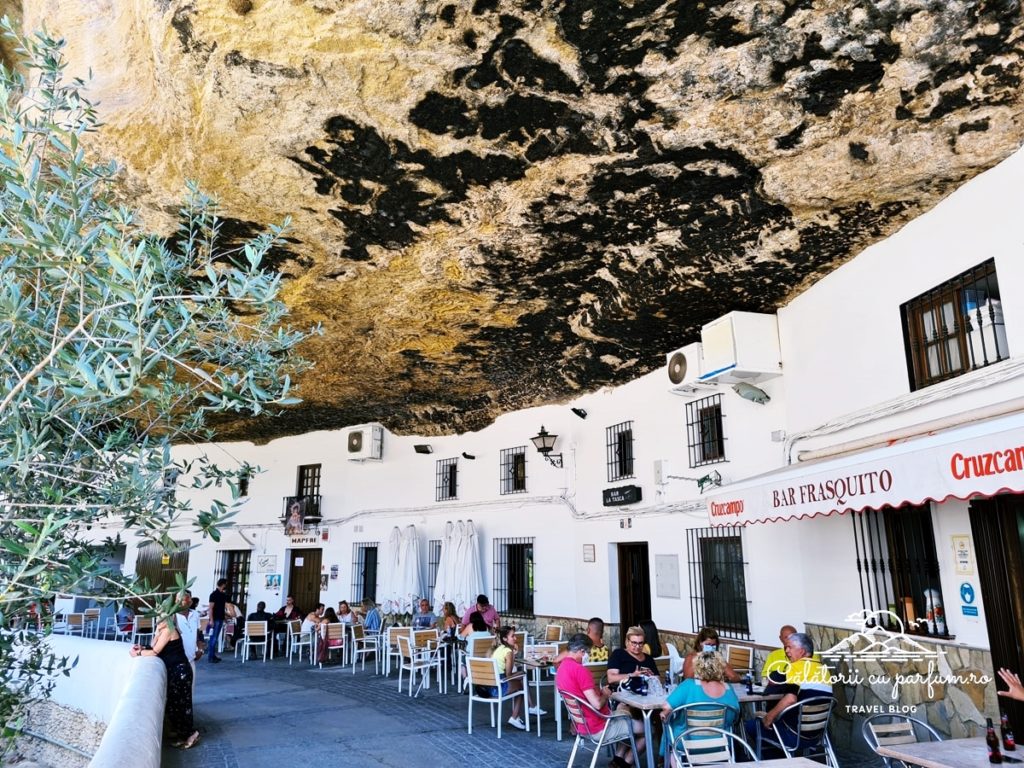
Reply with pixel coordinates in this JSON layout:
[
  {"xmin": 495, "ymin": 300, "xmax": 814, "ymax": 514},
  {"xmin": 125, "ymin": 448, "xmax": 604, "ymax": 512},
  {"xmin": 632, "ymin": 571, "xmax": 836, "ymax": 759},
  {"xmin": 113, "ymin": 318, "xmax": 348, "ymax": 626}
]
[{"xmin": 130, "ymin": 617, "xmax": 200, "ymax": 749}]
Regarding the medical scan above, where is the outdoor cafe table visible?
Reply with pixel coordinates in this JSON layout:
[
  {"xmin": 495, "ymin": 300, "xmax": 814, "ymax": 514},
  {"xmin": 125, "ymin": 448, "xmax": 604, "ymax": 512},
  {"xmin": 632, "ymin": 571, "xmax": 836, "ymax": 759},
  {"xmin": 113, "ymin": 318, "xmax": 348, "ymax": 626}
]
[
  {"xmin": 875, "ymin": 735, "xmax": 998, "ymax": 768},
  {"xmin": 522, "ymin": 656, "xmax": 556, "ymax": 738},
  {"xmin": 612, "ymin": 687, "xmax": 670, "ymax": 768},
  {"xmin": 730, "ymin": 682, "xmax": 783, "ymax": 716}
]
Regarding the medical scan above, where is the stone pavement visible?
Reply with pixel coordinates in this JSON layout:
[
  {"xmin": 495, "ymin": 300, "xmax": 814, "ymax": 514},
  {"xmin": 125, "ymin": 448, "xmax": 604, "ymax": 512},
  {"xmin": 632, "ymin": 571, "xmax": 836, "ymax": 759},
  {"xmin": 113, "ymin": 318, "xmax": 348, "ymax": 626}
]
[{"xmin": 161, "ymin": 652, "xmax": 885, "ymax": 768}]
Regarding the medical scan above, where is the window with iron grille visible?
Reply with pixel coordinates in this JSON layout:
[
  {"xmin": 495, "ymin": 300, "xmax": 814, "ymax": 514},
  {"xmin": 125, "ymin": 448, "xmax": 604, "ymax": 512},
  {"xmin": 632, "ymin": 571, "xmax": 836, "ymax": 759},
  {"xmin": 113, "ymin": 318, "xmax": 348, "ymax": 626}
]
[
  {"xmin": 686, "ymin": 394, "xmax": 726, "ymax": 467},
  {"xmin": 351, "ymin": 542, "xmax": 379, "ymax": 603},
  {"xmin": 686, "ymin": 526, "xmax": 749, "ymax": 639},
  {"xmin": 214, "ymin": 550, "xmax": 251, "ymax": 613},
  {"xmin": 901, "ymin": 258, "xmax": 1007, "ymax": 391},
  {"xmin": 499, "ymin": 447, "xmax": 527, "ymax": 494},
  {"xmin": 606, "ymin": 421, "xmax": 635, "ymax": 482},
  {"xmin": 426, "ymin": 538, "xmax": 442, "ymax": 602},
  {"xmin": 436, "ymin": 458, "xmax": 458, "ymax": 501},
  {"xmin": 493, "ymin": 537, "xmax": 534, "ymax": 618},
  {"xmin": 162, "ymin": 468, "xmax": 180, "ymax": 503},
  {"xmin": 852, "ymin": 504, "xmax": 948, "ymax": 637},
  {"xmin": 238, "ymin": 470, "xmax": 250, "ymax": 498}
]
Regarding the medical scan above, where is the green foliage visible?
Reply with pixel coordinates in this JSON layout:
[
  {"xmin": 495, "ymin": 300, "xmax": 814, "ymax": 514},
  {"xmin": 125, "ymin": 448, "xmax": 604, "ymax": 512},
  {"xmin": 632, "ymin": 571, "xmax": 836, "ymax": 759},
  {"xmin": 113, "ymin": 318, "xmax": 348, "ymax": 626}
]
[{"xmin": 0, "ymin": 21, "xmax": 315, "ymax": 739}]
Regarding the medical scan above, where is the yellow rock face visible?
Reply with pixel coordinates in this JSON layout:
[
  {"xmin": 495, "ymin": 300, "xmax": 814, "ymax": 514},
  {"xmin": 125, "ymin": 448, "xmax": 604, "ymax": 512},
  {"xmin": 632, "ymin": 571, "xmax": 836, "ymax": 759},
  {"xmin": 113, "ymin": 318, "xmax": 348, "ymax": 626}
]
[{"xmin": 16, "ymin": 0, "xmax": 1024, "ymax": 440}]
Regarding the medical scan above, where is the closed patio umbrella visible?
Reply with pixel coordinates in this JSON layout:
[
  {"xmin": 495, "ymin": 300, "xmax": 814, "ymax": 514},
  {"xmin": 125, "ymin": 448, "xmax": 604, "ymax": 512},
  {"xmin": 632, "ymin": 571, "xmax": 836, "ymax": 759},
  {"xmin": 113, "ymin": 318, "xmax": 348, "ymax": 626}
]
[
  {"xmin": 378, "ymin": 526, "xmax": 402, "ymax": 615},
  {"xmin": 397, "ymin": 524, "xmax": 422, "ymax": 615},
  {"xmin": 432, "ymin": 520, "xmax": 456, "ymax": 612},
  {"xmin": 452, "ymin": 520, "xmax": 484, "ymax": 617}
]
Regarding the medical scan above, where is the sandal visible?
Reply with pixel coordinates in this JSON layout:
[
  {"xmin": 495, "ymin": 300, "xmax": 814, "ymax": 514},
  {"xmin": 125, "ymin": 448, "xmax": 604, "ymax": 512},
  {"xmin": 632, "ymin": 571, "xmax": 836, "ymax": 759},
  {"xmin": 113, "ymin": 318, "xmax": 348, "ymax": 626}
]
[{"xmin": 180, "ymin": 732, "xmax": 201, "ymax": 750}]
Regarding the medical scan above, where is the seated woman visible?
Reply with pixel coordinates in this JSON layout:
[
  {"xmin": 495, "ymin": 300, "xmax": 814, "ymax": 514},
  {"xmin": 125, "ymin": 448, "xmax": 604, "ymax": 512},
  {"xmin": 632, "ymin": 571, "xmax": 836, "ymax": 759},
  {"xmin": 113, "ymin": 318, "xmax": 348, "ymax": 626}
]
[
  {"xmin": 317, "ymin": 607, "xmax": 342, "ymax": 664},
  {"xmin": 336, "ymin": 600, "xmax": 356, "ymax": 624},
  {"xmin": 682, "ymin": 627, "xmax": 740, "ymax": 682},
  {"xmin": 439, "ymin": 601, "xmax": 459, "ymax": 636},
  {"xmin": 492, "ymin": 625, "xmax": 546, "ymax": 730},
  {"xmin": 641, "ymin": 620, "xmax": 663, "ymax": 657},
  {"xmin": 460, "ymin": 610, "xmax": 492, "ymax": 642},
  {"xmin": 660, "ymin": 651, "xmax": 739, "ymax": 758},
  {"xmin": 608, "ymin": 625, "xmax": 659, "ymax": 693}
]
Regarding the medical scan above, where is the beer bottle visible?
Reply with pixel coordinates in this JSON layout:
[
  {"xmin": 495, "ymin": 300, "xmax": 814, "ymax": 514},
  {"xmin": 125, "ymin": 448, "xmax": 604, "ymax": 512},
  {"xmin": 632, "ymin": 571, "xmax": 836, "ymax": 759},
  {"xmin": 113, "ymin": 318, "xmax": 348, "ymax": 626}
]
[
  {"xmin": 1001, "ymin": 712, "xmax": 1016, "ymax": 751},
  {"xmin": 989, "ymin": 717, "xmax": 1004, "ymax": 763}
]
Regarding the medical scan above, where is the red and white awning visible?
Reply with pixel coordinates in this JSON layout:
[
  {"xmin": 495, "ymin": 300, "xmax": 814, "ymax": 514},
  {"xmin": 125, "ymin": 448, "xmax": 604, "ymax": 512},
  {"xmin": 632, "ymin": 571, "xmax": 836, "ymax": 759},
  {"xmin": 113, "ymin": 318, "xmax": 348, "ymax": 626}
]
[{"xmin": 706, "ymin": 411, "xmax": 1024, "ymax": 526}]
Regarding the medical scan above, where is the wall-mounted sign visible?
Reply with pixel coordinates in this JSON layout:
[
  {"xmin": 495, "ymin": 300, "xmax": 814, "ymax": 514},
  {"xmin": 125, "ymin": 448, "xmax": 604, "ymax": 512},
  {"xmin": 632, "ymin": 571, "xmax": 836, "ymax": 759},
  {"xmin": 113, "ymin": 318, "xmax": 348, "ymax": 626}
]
[
  {"xmin": 256, "ymin": 555, "xmax": 277, "ymax": 574},
  {"xmin": 603, "ymin": 484, "xmax": 642, "ymax": 506},
  {"xmin": 952, "ymin": 534, "xmax": 974, "ymax": 575},
  {"xmin": 290, "ymin": 536, "xmax": 319, "ymax": 546}
]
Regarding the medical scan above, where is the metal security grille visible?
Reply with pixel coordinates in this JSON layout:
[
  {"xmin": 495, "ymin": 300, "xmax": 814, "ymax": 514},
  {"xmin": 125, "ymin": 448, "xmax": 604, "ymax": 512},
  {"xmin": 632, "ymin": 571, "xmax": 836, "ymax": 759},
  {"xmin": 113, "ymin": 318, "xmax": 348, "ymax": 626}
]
[
  {"xmin": 686, "ymin": 394, "xmax": 726, "ymax": 467},
  {"xmin": 426, "ymin": 538, "xmax": 442, "ymax": 601},
  {"xmin": 902, "ymin": 258, "xmax": 1006, "ymax": 390},
  {"xmin": 436, "ymin": 458, "xmax": 458, "ymax": 501},
  {"xmin": 499, "ymin": 447, "xmax": 527, "ymax": 494},
  {"xmin": 351, "ymin": 542, "xmax": 379, "ymax": 603},
  {"xmin": 605, "ymin": 421, "xmax": 635, "ymax": 481},
  {"xmin": 214, "ymin": 549, "xmax": 251, "ymax": 612},
  {"xmin": 853, "ymin": 505, "xmax": 947, "ymax": 637},
  {"xmin": 686, "ymin": 526, "xmax": 749, "ymax": 639},
  {"xmin": 493, "ymin": 537, "xmax": 534, "ymax": 618}
]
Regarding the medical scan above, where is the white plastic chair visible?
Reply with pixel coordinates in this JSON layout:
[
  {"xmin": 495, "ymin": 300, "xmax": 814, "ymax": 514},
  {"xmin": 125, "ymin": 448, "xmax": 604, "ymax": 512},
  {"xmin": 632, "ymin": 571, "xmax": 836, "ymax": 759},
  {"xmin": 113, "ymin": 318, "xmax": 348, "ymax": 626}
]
[
  {"xmin": 666, "ymin": 643, "xmax": 684, "ymax": 682},
  {"xmin": 466, "ymin": 656, "xmax": 529, "ymax": 738},
  {"xmin": 560, "ymin": 690, "xmax": 638, "ymax": 768}
]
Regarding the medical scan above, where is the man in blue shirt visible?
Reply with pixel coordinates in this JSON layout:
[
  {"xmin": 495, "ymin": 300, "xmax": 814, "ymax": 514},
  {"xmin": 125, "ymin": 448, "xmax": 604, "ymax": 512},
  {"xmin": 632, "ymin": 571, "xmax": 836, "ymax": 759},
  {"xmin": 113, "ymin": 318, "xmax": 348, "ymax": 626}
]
[{"xmin": 362, "ymin": 598, "xmax": 382, "ymax": 632}]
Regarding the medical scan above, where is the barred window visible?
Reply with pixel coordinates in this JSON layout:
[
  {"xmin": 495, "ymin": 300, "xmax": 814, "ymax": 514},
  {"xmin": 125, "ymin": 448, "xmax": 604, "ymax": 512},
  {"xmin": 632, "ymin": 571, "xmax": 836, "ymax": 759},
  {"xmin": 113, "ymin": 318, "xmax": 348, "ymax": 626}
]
[
  {"xmin": 686, "ymin": 526, "xmax": 749, "ymax": 639},
  {"xmin": 499, "ymin": 447, "xmax": 527, "ymax": 494},
  {"xmin": 852, "ymin": 505, "xmax": 948, "ymax": 637},
  {"xmin": 902, "ymin": 258, "xmax": 1007, "ymax": 390},
  {"xmin": 435, "ymin": 458, "xmax": 458, "ymax": 501},
  {"xmin": 351, "ymin": 542, "xmax": 379, "ymax": 603},
  {"xmin": 686, "ymin": 394, "xmax": 725, "ymax": 468},
  {"xmin": 426, "ymin": 538, "xmax": 442, "ymax": 601},
  {"xmin": 606, "ymin": 421, "xmax": 635, "ymax": 482},
  {"xmin": 494, "ymin": 537, "xmax": 534, "ymax": 618},
  {"xmin": 297, "ymin": 464, "xmax": 321, "ymax": 516}
]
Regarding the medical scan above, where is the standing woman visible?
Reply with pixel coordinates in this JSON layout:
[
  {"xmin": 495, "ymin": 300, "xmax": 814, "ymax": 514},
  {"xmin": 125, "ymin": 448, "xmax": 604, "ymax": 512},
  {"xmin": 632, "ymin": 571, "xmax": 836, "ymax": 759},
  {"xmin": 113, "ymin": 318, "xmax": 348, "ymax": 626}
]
[{"xmin": 130, "ymin": 616, "xmax": 200, "ymax": 750}]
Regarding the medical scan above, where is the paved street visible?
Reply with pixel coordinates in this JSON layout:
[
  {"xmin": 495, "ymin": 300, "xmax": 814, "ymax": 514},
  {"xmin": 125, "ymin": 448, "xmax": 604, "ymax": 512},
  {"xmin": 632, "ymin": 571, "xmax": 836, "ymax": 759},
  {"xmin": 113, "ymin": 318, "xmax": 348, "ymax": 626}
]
[{"xmin": 162, "ymin": 652, "xmax": 883, "ymax": 768}]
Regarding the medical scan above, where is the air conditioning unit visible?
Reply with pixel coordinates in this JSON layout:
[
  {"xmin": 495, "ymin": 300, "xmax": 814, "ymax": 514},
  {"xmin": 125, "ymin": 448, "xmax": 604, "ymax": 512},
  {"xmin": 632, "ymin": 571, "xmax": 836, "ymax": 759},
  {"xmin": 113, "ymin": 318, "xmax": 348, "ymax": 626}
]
[
  {"xmin": 666, "ymin": 342, "xmax": 714, "ymax": 395},
  {"xmin": 346, "ymin": 423, "xmax": 384, "ymax": 461},
  {"xmin": 699, "ymin": 311, "xmax": 782, "ymax": 384}
]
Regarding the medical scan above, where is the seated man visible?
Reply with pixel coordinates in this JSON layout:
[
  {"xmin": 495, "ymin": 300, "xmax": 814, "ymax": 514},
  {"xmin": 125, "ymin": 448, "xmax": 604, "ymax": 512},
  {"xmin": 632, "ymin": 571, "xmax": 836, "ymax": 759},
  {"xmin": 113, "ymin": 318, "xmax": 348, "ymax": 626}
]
[
  {"xmin": 460, "ymin": 594, "xmax": 499, "ymax": 630},
  {"xmin": 585, "ymin": 617, "xmax": 609, "ymax": 663},
  {"xmin": 556, "ymin": 633, "xmax": 645, "ymax": 767},
  {"xmin": 272, "ymin": 595, "xmax": 302, "ymax": 651},
  {"xmin": 746, "ymin": 632, "xmax": 832, "ymax": 756},
  {"xmin": 361, "ymin": 598, "xmax": 382, "ymax": 633},
  {"xmin": 411, "ymin": 598, "xmax": 436, "ymax": 629},
  {"xmin": 247, "ymin": 601, "xmax": 275, "ymax": 624},
  {"xmin": 761, "ymin": 624, "xmax": 798, "ymax": 683}
]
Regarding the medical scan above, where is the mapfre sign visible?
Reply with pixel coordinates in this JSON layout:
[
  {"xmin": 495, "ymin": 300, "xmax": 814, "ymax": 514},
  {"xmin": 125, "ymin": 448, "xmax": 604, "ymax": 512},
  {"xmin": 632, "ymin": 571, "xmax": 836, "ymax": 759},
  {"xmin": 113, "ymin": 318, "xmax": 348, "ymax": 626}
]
[{"xmin": 706, "ymin": 415, "xmax": 1024, "ymax": 526}]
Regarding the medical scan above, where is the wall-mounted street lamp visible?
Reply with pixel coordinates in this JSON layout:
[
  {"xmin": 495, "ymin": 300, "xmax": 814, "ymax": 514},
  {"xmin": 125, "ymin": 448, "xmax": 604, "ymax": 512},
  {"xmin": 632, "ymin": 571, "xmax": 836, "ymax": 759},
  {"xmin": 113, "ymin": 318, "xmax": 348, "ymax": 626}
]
[{"xmin": 530, "ymin": 426, "xmax": 563, "ymax": 468}]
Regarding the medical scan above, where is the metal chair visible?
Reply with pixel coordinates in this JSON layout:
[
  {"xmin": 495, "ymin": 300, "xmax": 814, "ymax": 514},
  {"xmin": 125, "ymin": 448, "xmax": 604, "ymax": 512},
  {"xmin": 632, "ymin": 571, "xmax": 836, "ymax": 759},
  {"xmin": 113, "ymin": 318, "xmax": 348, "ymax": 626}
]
[
  {"xmin": 351, "ymin": 623, "xmax": 379, "ymax": 674},
  {"xmin": 672, "ymin": 726, "xmax": 757, "ymax": 765},
  {"xmin": 560, "ymin": 690, "xmax": 638, "ymax": 768},
  {"xmin": 63, "ymin": 612, "xmax": 86, "ymax": 637},
  {"xmin": 83, "ymin": 608, "xmax": 102, "ymax": 638},
  {"xmin": 239, "ymin": 620, "xmax": 270, "ymax": 663},
  {"xmin": 466, "ymin": 656, "xmax": 530, "ymax": 738},
  {"xmin": 287, "ymin": 619, "xmax": 314, "ymax": 664},
  {"xmin": 862, "ymin": 713, "xmax": 943, "ymax": 768},
  {"xmin": 663, "ymin": 703, "xmax": 737, "ymax": 754},
  {"xmin": 397, "ymin": 634, "xmax": 443, "ymax": 696},
  {"xmin": 753, "ymin": 696, "xmax": 838, "ymax": 767},
  {"xmin": 131, "ymin": 615, "xmax": 155, "ymax": 646}
]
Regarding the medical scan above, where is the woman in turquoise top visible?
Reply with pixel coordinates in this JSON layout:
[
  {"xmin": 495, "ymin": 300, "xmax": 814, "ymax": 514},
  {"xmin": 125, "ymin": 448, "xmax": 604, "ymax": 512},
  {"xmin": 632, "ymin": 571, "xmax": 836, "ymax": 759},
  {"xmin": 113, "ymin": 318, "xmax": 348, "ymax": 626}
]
[{"xmin": 660, "ymin": 651, "xmax": 739, "ymax": 758}]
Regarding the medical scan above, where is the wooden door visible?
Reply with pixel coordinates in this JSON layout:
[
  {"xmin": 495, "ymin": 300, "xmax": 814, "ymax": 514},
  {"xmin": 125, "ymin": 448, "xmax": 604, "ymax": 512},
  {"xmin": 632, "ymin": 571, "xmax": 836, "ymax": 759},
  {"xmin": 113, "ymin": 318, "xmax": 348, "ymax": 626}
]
[
  {"xmin": 969, "ymin": 494, "xmax": 1024, "ymax": 728},
  {"xmin": 287, "ymin": 548, "xmax": 322, "ymax": 615},
  {"xmin": 618, "ymin": 542, "xmax": 651, "ymax": 638}
]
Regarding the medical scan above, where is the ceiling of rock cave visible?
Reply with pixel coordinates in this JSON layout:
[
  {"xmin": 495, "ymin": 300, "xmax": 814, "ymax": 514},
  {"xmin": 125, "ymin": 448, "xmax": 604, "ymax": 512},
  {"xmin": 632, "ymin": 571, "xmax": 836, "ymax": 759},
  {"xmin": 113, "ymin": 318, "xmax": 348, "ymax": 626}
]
[{"xmin": 7, "ymin": 0, "xmax": 1024, "ymax": 442}]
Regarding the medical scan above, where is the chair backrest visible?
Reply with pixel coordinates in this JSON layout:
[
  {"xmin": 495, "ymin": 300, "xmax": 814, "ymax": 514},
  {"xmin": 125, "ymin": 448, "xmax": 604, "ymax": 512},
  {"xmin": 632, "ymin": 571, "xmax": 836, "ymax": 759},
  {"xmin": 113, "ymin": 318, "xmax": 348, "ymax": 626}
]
[
  {"xmin": 776, "ymin": 697, "xmax": 835, "ymax": 744},
  {"xmin": 654, "ymin": 655, "xmax": 671, "ymax": 678},
  {"xmin": 351, "ymin": 623, "xmax": 365, "ymax": 641},
  {"xmin": 674, "ymin": 727, "xmax": 757, "ymax": 765},
  {"xmin": 390, "ymin": 626, "xmax": 412, "ymax": 648},
  {"xmin": 324, "ymin": 623, "xmax": 344, "ymax": 642},
  {"xmin": 584, "ymin": 661, "xmax": 606, "ymax": 688},
  {"xmin": 529, "ymin": 643, "xmax": 558, "ymax": 660},
  {"xmin": 397, "ymin": 634, "xmax": 414, "ymax": 661},
  {"xmin": 288, "ymin": 619, "xmax": 302, "ymax": 636},
  {"xmin": 514, "ymin": 630, "xmax": 527, "ymax": 650},
  {"xmin": 665, "ymin": 702, "xmax": 733, "ymax": 744},
  {"xmin": 470, "ymin": 636, "xmax": 494, "ymax": 658},
  {"xmin": 135, "ymin": 616, "xmax": 154, "ymax": 632},
  {"xmin": 559, "ymin": 691, "xmax": 610, "ymax": 738},
  {"xmin": 68, "ymin": 613, "xmax": 85, "ymax": 628},
  {"xmin": 544, "ymin": 624, "xmax": 563, "ymax": 642},
  {"xmin": 467, "ymin": 656, "xmax": 500, "ymax": 687},
  {"xmin": 863, "ymin": 714, "xmax": 942, "ymax": 753},
  {"xmin": 725, "ymin": 644, "xmax": 753, "ymax": 671},
  {"xmin": 245, "ymin": 620, "xmax": 268, "ymax": 639},
  {"xmin": 413, "ymin": 629, "xmax": 437, "ymax": 649},
  {"xmin": 84, "ymin": 608, "xmax": 101, "ymax": 620}
]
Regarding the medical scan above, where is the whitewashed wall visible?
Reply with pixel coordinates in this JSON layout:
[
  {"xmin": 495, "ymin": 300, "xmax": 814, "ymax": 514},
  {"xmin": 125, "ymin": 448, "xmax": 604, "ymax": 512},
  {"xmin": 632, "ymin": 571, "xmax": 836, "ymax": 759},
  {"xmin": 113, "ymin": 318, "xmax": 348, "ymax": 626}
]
[{"xmin": 107, "ymin": 146, "xmax": 1024, "ymax": 653}]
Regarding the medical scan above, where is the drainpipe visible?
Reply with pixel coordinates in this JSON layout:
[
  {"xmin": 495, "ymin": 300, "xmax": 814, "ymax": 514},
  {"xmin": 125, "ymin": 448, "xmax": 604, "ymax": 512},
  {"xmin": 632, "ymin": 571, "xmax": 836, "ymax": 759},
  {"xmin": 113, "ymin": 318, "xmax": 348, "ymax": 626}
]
[{"xmin": 793, "ymin": 396, "xmax": 1024, "ymax": 463}]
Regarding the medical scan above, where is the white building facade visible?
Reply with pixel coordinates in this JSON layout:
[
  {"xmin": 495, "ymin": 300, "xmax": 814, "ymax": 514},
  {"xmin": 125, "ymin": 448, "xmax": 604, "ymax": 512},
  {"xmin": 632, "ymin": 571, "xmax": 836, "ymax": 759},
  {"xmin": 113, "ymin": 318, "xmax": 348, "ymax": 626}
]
[{"xmin": 115, "ymin": 144, "xmax": 1024, "ymax": 739}]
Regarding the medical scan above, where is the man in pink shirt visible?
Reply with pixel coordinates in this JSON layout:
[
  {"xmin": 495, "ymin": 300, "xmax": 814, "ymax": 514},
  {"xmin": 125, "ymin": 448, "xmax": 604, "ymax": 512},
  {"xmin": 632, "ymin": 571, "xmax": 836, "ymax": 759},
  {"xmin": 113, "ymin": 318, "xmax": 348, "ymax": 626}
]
[
  {"xmin": 460, "ymin": 594, "xmax": 499, "ymax": 629},
  {"xmin": 555, "ymin": 633, "xmax": 645, "ymax": 767}
]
